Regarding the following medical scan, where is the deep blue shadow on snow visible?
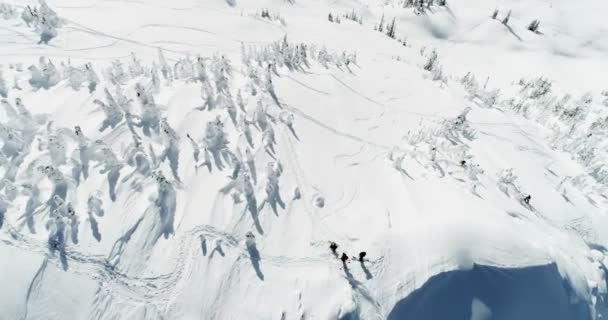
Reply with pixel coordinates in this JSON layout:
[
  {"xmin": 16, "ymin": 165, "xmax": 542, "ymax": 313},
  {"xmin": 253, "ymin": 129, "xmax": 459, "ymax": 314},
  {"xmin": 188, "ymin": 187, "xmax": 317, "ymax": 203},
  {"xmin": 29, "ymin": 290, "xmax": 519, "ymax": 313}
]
[{"xmin": 388, "ymin": 263, "xmax": 591, "ymax": 320}]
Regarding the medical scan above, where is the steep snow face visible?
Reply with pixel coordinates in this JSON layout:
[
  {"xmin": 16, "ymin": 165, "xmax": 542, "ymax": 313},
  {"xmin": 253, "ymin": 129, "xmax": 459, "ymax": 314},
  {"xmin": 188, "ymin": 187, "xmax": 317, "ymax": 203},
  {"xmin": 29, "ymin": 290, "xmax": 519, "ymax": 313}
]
[{"xmin": 1, "ymin": 0, "xmax": 608, "ymax": 319}]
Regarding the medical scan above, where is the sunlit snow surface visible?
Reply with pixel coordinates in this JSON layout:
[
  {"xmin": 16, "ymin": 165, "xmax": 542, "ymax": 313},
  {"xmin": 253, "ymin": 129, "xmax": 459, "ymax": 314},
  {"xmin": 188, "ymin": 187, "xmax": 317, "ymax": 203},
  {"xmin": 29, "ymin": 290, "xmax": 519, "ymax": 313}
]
[{"xmin": 1, "ymin": 0, "xmax": 608, "ymax": 319}]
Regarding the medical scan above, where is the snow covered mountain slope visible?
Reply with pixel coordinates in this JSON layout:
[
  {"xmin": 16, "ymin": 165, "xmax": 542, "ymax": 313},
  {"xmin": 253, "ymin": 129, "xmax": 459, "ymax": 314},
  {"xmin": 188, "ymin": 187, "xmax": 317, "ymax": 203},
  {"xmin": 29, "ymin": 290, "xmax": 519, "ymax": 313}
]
[{"xmin": 1, "ymin": 0, "xmax": 607, "ymax": 319}]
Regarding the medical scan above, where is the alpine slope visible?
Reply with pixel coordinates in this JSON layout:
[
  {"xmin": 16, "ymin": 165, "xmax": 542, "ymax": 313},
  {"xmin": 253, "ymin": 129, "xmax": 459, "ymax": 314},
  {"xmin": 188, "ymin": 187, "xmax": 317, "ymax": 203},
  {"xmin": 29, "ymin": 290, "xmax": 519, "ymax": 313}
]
[{"xmin": 0, "ymin": 0, "xmax": 608, "ymax": 319}]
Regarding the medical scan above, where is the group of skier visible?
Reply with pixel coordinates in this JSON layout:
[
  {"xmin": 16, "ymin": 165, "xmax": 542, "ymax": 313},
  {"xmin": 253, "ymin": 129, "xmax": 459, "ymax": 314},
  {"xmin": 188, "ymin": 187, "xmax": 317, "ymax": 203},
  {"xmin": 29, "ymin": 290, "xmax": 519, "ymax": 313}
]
[{"xmin": 329, "ymin": 241, "xmax": 367, "ymax": 265}]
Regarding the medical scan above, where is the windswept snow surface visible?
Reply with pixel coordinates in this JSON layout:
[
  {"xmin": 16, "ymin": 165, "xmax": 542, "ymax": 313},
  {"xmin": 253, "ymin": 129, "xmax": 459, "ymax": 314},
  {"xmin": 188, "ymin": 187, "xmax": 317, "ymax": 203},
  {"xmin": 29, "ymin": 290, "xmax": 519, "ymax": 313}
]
[{"xmin": 1, "ymin": 0, "xmax": 608, "ymax": 319}]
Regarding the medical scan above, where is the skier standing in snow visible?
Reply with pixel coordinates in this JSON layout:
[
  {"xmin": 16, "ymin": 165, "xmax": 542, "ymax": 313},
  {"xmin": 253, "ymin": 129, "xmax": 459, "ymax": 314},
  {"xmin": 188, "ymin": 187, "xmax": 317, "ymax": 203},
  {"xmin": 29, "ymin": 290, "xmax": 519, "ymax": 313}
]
[
  {"xmin": 330, "ymin": 242, "xmax": 338, "ymax": 255},
  {"xmin": 358, "ymin": 251, "xmax": 367, "ymax": 262},
  {"xmin": 340, "ymin": 253, "xmax": 349, "ymax": 264}
]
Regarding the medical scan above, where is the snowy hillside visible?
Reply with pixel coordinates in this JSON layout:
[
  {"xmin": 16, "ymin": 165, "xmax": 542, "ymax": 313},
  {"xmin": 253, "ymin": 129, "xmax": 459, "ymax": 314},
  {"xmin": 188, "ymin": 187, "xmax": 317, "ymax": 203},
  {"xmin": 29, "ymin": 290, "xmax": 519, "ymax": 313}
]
[{"xmin": 1, "ymin": 0, "xmax": 608, "ymax": 319}]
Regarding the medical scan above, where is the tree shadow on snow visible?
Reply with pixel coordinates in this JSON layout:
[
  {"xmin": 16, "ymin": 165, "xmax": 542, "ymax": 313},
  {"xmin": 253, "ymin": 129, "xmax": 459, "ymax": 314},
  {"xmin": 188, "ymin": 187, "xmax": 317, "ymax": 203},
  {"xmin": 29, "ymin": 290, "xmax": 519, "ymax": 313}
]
[
  {"xmin": 89, "ymin": 213, "xmax": 102, "ymax": 242},
  {"xmin": 247, "ymin": 195, "xmax": 264, "ymax": 235},
  {"xmin": 360, "ymin": 261, "xmax": 373, "ymax": 280},
  {"xmin": 210, "ymin": 243, "xmax": 225, "ymax": 258},
  {"xmin": 504, "ymin": 24, "xmax": 523, "ymax": 41},
  {"xmin": 287, "ymin": 123, "xmax": 300, "ymax": 141},
  {"xmin": 200, "ymin": 236, "xmax": 207, "ymax": 256},
  {"xmin": 343, "ymin": 263, "xmax": 362, "ymax": 289},
  {"xmin": 247, "ymin": 243, "xmax": 264, "ymax": 281}
]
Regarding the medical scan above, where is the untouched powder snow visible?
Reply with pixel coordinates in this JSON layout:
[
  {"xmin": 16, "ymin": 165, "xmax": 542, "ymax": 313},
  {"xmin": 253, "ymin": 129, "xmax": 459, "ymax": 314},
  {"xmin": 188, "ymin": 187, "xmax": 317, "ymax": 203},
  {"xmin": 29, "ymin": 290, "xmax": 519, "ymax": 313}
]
[{"xmin": 1, "ymin": 0, "xmax": 608, "ymax": 319}]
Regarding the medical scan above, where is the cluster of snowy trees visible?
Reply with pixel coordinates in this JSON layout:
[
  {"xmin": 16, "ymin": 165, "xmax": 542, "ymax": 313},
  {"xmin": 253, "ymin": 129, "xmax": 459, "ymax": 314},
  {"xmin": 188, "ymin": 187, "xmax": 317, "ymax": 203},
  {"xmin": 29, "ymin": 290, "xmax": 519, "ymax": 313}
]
[
  {"xmin": 420, "ymin": 47, "xmax": 445, "ymax": 82},
  {"xmin": 1, "ymin": 35, "xmax": 352, "ymax": 259},
  {"xmin": 328, "ymin": 10, "xmax": 363, "ymax": 25},
  {"xmin": 403, "ymin": 0, "xmax": 447, "ymax": 13},
  {"xmin": 393, "ymin": 104, "xmax": 538, "ymax": 207},
  {"xmin": 459, "ymin": 72, "xmax": 608, "ymax": 201},
  {"xmin": 497, "ymin": 168, "xmax": 532, "ymax": 207},
  {"xmin": 491, "ymin": 8, "xmax": 542, "ymax": 34},
  {"xmin": 242, "ymin": 36, "xmax": 356, "ymax": 73},
  {"xmin": 1, "ymin": 0, "xmax": 62, "ymax": 44},
  {"xmin": 21, "ymin": 0, "xmax": 63, "ymax": 44},
  {"xmin": 393, "ymin": 107, "xmax": 484, "ymax": 194},
  {"xmin": 375, "ymin": 14, "xmax": 397, "ymax": 39},
  {"xmin": 25, "ymin": 57, "xmax": 99, "ymax": 92},
  {"xmin": 255, "ymin": 8, "xmax": 286, "ymax": 26},
  {"xmin": 461, "ymin": 73, "xmax": 500, "ymax": 108},
  {"xmin": 0, "ymin": 2, "xmax": 18, "ymax": 20},
  {"xmin": 0, "ymin": 50, "xmax": 182, "ymax": 251}
]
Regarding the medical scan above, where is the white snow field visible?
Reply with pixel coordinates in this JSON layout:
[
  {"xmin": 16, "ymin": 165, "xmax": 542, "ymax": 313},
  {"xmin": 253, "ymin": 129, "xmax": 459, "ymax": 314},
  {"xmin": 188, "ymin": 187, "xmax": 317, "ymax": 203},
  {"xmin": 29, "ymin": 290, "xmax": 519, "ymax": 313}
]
[{"xmin": 1, "ymin": 0, "xmax": 608, "ymax": 319}]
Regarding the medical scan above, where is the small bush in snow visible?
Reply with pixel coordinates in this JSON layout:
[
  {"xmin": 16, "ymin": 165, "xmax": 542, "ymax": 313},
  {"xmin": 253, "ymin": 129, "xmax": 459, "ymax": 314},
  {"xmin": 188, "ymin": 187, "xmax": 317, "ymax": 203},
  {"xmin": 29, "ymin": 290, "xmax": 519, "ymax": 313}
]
[
  {"xmin": 461, "ymin": 73, "xmax": 501, "ymax": 107},
  {"xmin": 527, "ymin": 19, "xmax": 541, "ymax": 33},
  {"xmin": 257, "ymin": 8, "xmax": 286, "ymax": 26},
  {"xmin": 423, "ymin": 49, "xmax": 438, "ymax": 71},
  {"xmin": 491, "ymin": 9, "xmax": 498, "ymax": 19}
]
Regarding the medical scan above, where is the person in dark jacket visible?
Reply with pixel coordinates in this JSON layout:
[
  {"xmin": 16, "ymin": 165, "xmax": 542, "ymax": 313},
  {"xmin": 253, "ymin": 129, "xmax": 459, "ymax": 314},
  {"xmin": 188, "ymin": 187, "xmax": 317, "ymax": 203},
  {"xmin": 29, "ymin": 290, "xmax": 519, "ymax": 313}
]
[
  {"xmin": 358, "ymin": 251, "xmax": 367, "ymax": 262},
  {"xmin": 330, "ymin": 242, "xmax": 338, "ymax": 254},
  {"xmin": 340, "ymin": 253, "xmax": 348, "ymax": 264}
]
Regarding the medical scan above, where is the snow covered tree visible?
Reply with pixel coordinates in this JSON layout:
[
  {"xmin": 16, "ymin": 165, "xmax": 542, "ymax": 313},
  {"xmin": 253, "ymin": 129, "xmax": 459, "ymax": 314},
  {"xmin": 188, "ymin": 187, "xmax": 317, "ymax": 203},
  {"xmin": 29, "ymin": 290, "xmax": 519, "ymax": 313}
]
[
  {"xmin": 94, "ymin": 88, "xmax": 124, "ymax": 132},
  {"xmin": 28, "ymin": 57, "xmax": 61, "ymax": 90},
  {"xmin": 159, "ymin": 118, "xmax": 181, "ymax": 181},
  {"xmin": 423, "ymin": 49, "xmax": 438, "ymax": 71},
  {"xmin": 151, "ymin": 170, "xmax": 176, "ymax": 239},
  {"xmin": 193, "ymin": 56, "xmax": 208, "ymax": 83},
  {"xmin": 0, "ymin": 67, "xmax": 7, "ymax": 98},
  {"xmin": 91, "ymin": 142, "xmax": 123, "ymax": 201},
  {"xmin": 38, "ymin": 17, "xmax": 58, "ymax": 44},
  {"xmin": 0, "ymin": 3, "xmax": 18, "ymax": 20},
  {"xmin": 105, "ymin": 60, "xmax": 129, "ymax": 85},
  {"xmin": 502, "ymin": 10, "xmax": 511, "ymax": 25},
  {"xmin": 157, "ymin": 48, "xmax": 173, "ymax": 83},
  {"xmin": 65, "ymin": 62, "xmax": 86, "ymax": 91},
  {"xmin": 19, "ymin": 0, "xmax": 63, "ymax": 45},
  {"xmin": 378, "ymin": 14, "xmax": 385, "ymax": 33},
  {"xmin": 135, "ymin": 82, "xmax": 161, "ymax": 137},
  {"xmin": 386, "ymin": 18, "xmax": 397, "ymax": 39},
  {"xmin": 84, "ymin": 63, "xmax": 99, "ymax": 93},
  {"xmin": 174, "ymin": 56, "xmax": 194, "ymax": 80},
  {"xmin": 491, "ymin": 8, "xmax": 498, "ymax": 19},
  {"xmin": 21, "ymin": 5, "xmax": 35, "ymax": 27},
  {"xmin": 128, "ymin": 52, "xmax": 145, "ymax": 78}
]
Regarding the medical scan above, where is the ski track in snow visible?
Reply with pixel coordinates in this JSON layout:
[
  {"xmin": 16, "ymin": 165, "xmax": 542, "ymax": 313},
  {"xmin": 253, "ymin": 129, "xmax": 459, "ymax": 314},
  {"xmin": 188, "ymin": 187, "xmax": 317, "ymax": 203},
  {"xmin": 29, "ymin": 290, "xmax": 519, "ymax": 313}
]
[
  {"xmin": 1, "ymin": 220, "xmax": 353, "ymax": 305},
  {"xmin": 2, "ymin": 0, "xmax": 608, "ymax": 318}
]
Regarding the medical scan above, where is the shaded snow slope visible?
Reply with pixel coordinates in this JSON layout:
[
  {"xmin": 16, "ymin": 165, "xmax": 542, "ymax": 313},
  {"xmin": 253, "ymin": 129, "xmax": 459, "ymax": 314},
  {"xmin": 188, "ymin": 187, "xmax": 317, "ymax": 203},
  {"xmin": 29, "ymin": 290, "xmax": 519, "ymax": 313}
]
[
  {"xmin": 387, "ymin": 263, "xmax": 593, "ymax": 320},
  {"xmin": 1, "ymin": 0, "xmax": 608, "ymax": 319}
]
